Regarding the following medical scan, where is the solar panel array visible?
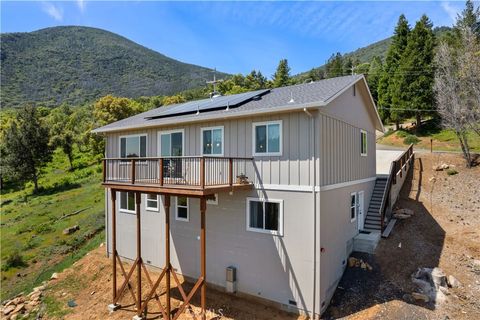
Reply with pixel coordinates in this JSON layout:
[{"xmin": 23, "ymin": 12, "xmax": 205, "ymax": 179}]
[{"xmin": 146, "ymin": 89, "xmax": 270, "ymax": 120}]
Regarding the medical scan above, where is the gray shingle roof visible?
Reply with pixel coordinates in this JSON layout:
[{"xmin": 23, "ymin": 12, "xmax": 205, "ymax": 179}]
[{"xmin": 93, "ymin": 75, "xmax": 366, "ymax": 133}]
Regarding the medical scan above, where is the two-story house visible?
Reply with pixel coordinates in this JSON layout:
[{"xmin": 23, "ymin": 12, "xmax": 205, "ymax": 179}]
[{"xmin": 93, "ymin": 74, "xmax": 384, "ymax": 320}]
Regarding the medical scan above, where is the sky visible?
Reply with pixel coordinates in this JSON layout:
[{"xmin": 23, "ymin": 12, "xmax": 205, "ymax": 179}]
[{"xmin": 0, "ymin": 1, "xmax": 470, "ymax": 76}]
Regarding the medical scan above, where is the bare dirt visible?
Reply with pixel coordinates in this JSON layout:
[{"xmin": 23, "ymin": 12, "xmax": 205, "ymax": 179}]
[
  {"xmin": 324, "ymin": 152, "xmax": 480, "ymax": 319},
  {"xmin": 15, "ymin": 152, "xmax": 480, "ymax": 320}
]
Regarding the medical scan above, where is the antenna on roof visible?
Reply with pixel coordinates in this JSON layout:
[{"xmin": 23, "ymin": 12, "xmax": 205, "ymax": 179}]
[{"xmin": 207, "ymin": 68, "xmax": 223, "ymax": 98}]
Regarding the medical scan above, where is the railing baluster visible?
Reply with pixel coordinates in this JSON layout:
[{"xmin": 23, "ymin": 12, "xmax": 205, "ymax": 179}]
[{"xmin": 131, "ymin": 159, "xmax": 136, "ymax": 185}]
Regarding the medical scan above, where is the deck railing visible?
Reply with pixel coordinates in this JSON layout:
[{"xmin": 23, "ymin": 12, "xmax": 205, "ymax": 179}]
[
  {"xmin": 102, "ymin": 156, "xmax": 254, "ymax": 189},
  {"xmin": 379, "ymin": 144, "xmax": 414, "ymax": 231}
]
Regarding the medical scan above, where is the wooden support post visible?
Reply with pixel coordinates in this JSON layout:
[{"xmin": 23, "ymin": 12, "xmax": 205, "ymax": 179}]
[
  {"xmin": 103, "ymin": 160, "xmax": 107, "ymax": 183},
  {"xmin": 135, "ymin": 192, "xmax": 142, "ymax": 316},
  {"xmin": 132, "ymin": 159, "xmax": 136, "ymax": 185},
  {"xmin": 164, "ymin": 195, "xmax": 171, "ymax": 320},
  {"xmin": 111, "ymin": 190, "xmax": 117, "ymax": 302},
  {"xmin": 159, "ymin": 158, "xmax": 164, "ymax": 186},
  {"xmin": 200, "ymin": 158, "xmax": 205, "ymax": 189},
  {"xmin": 200, "ymin": 197, "xmax": 207, "ymax": 320}
]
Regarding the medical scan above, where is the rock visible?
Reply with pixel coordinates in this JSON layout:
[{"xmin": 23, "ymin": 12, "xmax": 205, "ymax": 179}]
[
  {"xmin": 3, "ymin": 305, "xmax": 15, "ymax": 315},
  {"xmin": 10, "ymin": 314, "xmax": 18, "ymax": 320},
  {"xmin": 434, "ymin": 163, "xmax": 449, "ymax": 171},
  {"xmin": 50, "ymin": 273, "xmax": 59, "ymax": 280},
  {"xmin": 99, "ymin": 242, "xmax": 104, "ymax": 247},
  {"xmin": 11, "ymin": 297, "xmax": 24, "ymax": 305},
  {"xmin": 398, "ymin": 242, "xmax": 402, "ymax": 248},
  {"xmin": 63, "ymin": 225, "xmax": 80, "ymax": 235},
  {"xmin": 4, "ymin": 300, "xmax": 15, "ymax": 307},
  {"xmin": 348, "ymin": 257, "xmax": 357, "ymax": 268},
  {"xmin": 448, "ymin": 275, "xmax": 461, "ymax": 288},
  {"xmin": 473, "ymin": 260, "xmax": 480, "ymax": 271},
  {"xmin": 67, "ymin": 300, "xmax": 77, "ymax": 308},
  {"xmin": 365, "ymin": 262, "xmax": 373, "ymax": 271},
  {"xmin": 394, "ymin": 208, "xmax": 414, "ymax": 216},
  {"xmin": 432, "ymin": 267, "xmax": 447, "ymax": 288},
  {"xmin": 394, "ymin": 213, "xmax": 411, "ymax": 219},
  {"xmin": 12, "ymin": 303, "xmax": 25, "ymax": 314},
  {"xmin": 412, "ymin": 292, "xmax": 430, "ymax": 302},
  {"xmin": 360, "ymin": 262, "xmax": 367, "ymax": 269}
]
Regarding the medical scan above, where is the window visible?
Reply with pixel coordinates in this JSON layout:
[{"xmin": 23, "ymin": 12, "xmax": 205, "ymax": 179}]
[
  {"xmin": 350, "ymin": 192, "xmax": 357, "ymax": 222},
  {"xmin": 253, "ymin": 121, "xmax": 282, "ymax": 156},
  {"xmin": 120, "ymin": 134, "xmax": 147, "ymax": 158},
  {"xmin": 207, "ymin": 194, "xmax": 218, "ymax": 205},
  {"xmin": 146, "ymin": 194, "xmax": 159, "ymax": 211},
  {"xmin": 175, "ymin": 196, "xmax": 189, "ymax": 221},
  {"xmin": 246, "ymin": 198, "xmax": 283, "ymax": 235},
  {"xmin": 159, "ymin": 130, "xmax": 184, "ymax": 157},
  {"xmin": 201, "ymin": 127, "xmax": 224, "ymax": 156},
  {"xmin": 120, "ymin": 191, "xmax": 136, "ymax": 213},
  {"xmin": 360, "ymin": 130, "xmax": 367, "ymax": 156}
]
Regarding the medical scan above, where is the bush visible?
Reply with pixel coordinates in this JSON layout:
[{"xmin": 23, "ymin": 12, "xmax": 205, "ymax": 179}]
[
  {"xmin": 446, "ymin": 169, "xmax": 458, "ymax": 176},
  {"xmin": 403, "ymin": 134, "xmax": 420, "ymax": 145},
  {"xmin": 2, "ymin": 251, "xmax": 28, "ymax": 271},
  {"xmin": 396, "ymin": 130, "xmax": 410, "ymax": 138}
]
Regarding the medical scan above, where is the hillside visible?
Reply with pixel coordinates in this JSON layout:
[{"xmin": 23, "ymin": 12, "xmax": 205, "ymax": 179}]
[{"xmin": 0, "ymin": 26, "xmax": 227, "ymax": 108}]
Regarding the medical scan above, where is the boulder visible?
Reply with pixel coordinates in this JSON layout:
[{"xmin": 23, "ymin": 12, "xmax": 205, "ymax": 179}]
[
  {"xmin": 412, "ymin": 292, "xmax": 430, "ymax": 303},
  {"xmin": 12, "ymin": 303, "xmax": 25, "ymax": 314},
  {"xmin": 434, "ymin": 163, "xmax": 449, "ymax": 171},
  {"xmin": 3, "ymin": 305, "xmax": 15, "ymax": 315},
  {"xmin": 63, "ymin": 225, "xmax": 80, "ymax": 235},
  {"xmin": 394, "ymin": 208, "xmax": 414, "ymax": 216},
  {"xmin": 448, "ymin": 275, "xmax": 461, "ymax": 288},
  {"xmin": 432, "ymin": 267, "xmax": 447, "ymax": 288},
  {"xmin": 50, "ymin": 272, "xmax": 59, "ymax": 280},
  {"xmin": 394, "ymin": 213, "xmax": 411, "ymax": 220}
]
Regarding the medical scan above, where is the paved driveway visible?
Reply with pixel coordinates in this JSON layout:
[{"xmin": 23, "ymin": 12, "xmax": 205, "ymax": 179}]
[{"xmin": 376, "ymin": 148, "xmax": 403, "ymax": 175}]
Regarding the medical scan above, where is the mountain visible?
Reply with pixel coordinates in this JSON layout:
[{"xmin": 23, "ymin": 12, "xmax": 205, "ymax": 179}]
[{"xmin": 1, "ymin": 26, "xmax": 228, "ymax": 108}]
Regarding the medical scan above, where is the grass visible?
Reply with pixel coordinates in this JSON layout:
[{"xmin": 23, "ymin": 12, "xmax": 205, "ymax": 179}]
[
  {"xmin": 378, "ymin": 119, "xmax": 480, "ymax": 152},
  {"xmin": 0, "ymin": 147, "xmax": 105, "ymax": 300}
]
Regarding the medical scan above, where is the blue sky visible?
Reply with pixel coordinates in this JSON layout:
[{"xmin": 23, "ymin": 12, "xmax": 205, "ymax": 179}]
[{"xmin": 1, "ymin": 1, "xmax": 469, "ymax": 76}]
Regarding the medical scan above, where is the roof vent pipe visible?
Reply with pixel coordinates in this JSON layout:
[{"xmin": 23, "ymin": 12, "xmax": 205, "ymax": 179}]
[{"xmin": 288, "ymin": 92, "xmax": 295, "ymax": 104}]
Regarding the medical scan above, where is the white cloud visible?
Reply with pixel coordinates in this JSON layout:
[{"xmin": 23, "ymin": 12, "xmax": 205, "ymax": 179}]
[
  {"xmin": 441, "ymin": 1, "xmax": 460, "ymax": 24},
  {"xmin": 77, "ymin": 0, "xmax": 86, "ymax": 13},
  {"xmin": 41, "ymin": 2, "xmax": 63, "ymax": 21}
]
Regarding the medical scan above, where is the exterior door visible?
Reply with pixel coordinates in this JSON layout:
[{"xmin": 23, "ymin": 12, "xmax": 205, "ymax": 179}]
[
  {"xmin": 357, "ymin": 191, "xmax": 365, "ymax": 230},
  {"xmin": 158, "ymin": 130, "xmax": 184, "ymax": 180}
]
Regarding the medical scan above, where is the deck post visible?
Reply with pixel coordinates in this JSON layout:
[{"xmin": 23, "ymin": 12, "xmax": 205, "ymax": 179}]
[
  {"xmin": 135, "ymin": 192, "xmax": 142, "ymax": 317},
  {"xmin": 103, "ymin": 160, "xmax": 107, "ymax": 183},
  {"xmin": 109, "ymin": 189, "xmax": 119, "ymax": 311},
  {"xmin": 159, "ymin": 159, "xmax": 164, "ymax": 186},
  {"xmin": 164, "ymin": 195, "xmax": 171, "ymax": 320},
  {"xmin": 132, "ymin": 159, "xmax": 136, "ymax": 185},
  {"xmin": 200, "ymin": 197, "xmax": 207, "ymax": 320},
  {"xmin": 200, "ymin": 158, "xmax": 205, "ymax": 189},
  {"xmin": 228, "ymin": 158, "xmax": 233, "ymax": 186}
]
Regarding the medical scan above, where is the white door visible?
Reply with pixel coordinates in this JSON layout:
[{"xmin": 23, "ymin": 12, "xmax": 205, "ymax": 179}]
[{"xmin": 357, "ymin": 191, "xmax": 365, "ymax": 230}]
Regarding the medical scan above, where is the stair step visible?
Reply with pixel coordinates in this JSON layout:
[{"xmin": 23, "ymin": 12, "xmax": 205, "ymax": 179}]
[
  {"xmin": 364, "ymin": 226, "xmax": 381, "ymax": 231},
  {"xmin": 365, "ymin": 220, "xmax": 381, "ymax": 225},
  {"xmin": 366, "ymin": 215, "xmax": 381, "ymax": 221},
  {"xmin": 370, "ymin": 200, "xmax": 382, "ymax": 205}
]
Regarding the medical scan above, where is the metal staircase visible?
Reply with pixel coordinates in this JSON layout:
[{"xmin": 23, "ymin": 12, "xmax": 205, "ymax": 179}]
[{"xmin": 363, "ymin": 177, "xmax": 388, "ymax": 232}]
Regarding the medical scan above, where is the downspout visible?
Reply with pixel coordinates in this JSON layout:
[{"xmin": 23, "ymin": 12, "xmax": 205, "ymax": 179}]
[{"xmin": 303, "ymin": 108, "xmax": 317, "ymax": 318}]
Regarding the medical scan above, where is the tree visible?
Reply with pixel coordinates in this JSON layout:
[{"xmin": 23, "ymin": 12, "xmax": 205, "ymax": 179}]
[
  {"xmin": 325, "ymin": 53, "xmax": 344, "ymax": 78},
  {"xmin": 272, "ymin": 59, "xmax": 291, "ymax": 87},
  {"xmin": 377, "ymin": 14, "xmax": 410, "ymax": 125},
  {"xmin": 366, "ymin": 56, "xmax": 383, "ymax": 102},
  {"xmin": 434, "ymin": 29, "xmax": 479, "ymax": 167},
  {"xmin": 1, "ymin": 105, "xmax": 53, "ymax": 192},
  {"xmin": 245, "ymin": 70, "xmax": 268, "ymax": 89},
  {"xmin": 393, "ymin": 15, "xmax": 435, "ymax": 131},
  {"xmin": 456, "ymin": 0, "xmax": 480, "ymax": 36},
  {"xmin": 162, "ymin": 94, "xmax": 186, "ymax": 106},
  {"xmin": 93, "ymin": 95, "xmax": 140, "ymax": 126},
  {"xmin": 48, "ymin": 105, "xmax": 76, "ymax": 170}
]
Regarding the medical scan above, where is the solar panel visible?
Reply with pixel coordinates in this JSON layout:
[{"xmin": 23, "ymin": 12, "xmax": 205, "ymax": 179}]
[{"xmin": 145, "ymin": 89, "xmax": 270, "ymax": 120}]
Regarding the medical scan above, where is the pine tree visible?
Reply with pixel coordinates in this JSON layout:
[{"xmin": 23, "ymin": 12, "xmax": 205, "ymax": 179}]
[
  {"xmin": 366, "ymin": 56, "xmax": 383, "ymax": 102},
  {"xmin": 456, "ymin": 0, "xmax": 480, "ymax": 34},
  {"xmin": 272, "ymin": 59, "xmax": 291, "ymax": 88},
  {"xmin": 2, "ymin": 105, "xmax": 53, "ymax": 192},
  {"xmin": 393, "ymin": 15, "xmax": 436, "ymax": 131},
  {"xmin": 377, "ymin": 14, "xmax": 410, "ymax": 125},
  {"xmin": 325, "ymin": 53, "xmax": 344, "ymax": 78}
]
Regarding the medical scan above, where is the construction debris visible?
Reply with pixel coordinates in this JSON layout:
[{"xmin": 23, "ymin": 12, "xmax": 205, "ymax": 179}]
[{"xmin": 347, "ymin": 257, "xmax": 373, "ymax": 271}]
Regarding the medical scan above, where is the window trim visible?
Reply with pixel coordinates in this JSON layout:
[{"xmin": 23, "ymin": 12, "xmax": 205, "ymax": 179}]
[
  {"xmin": 201, "ymin": 126, "xmax": 224, "ymax": 156},
  {"xmin": 350, "ymin": 192, "xmax": 357, "ymax": 222},
  {"xmin": 119, "ymin": 191, "xmax": 136, "ymax": 214},
  {"xmin": 175, "ymin": 196, "xmax": 189, "ymax": 222},
  {"xmin": 157, "ymin": 129, "xmax": 185, "ymax": 157},
  {"xmin": 119, "ymin": 133, "xmax": 148, "ymax": 159},
  {"xmin": 360, "ymin": 129, "xmax": 367, "ymax": 157},
  {"xmin": 252, "ymin": 120, "xmax": 283, "ymax": 157},
  {"xmin": 246, "ymin": 197, "xmax": 284, "ymax": 236},
  {"xmin": 145, "ymin": 194, "xmax": 160, "ymax": 212},
  {"xmin": 207, "ymin": 193, "xmax": 219, "ymax": 205}
]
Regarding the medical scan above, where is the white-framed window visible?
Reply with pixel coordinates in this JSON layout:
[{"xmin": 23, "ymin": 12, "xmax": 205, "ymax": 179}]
[
  {"xmin": 246, "ymin": 197, "xmax": 283, "ymax": 236},
  {"xmin": 207, "ymin": 194, "xmax": 218, "ymax": 205},
  {"xmin": 201, "ymin": 126, "xmax": 224, "ymax": 156},
  {"xmin": 252, "ymin": 121, "xmax": 282, "ymax": 156},
  {"xmin": 158, "ymin": 130, "xmax": 184, "ymax": 157},
  {"xmin": 350, "ymin": 192, "xmax": 357, "ymax": 222},
  {"xmin": 360, "ymin": 130, "xmax": 367, "ymax": 156},
  {"xmin": 120, "ymin": 191, "xmax": 136, "ymax": 213},
  {"xmin": 119, "ymin": 134, "xmax": 147, "ymax": 158},
  {"xmin": 146, "ymin": 194, "xmax": 160, "ymax": 211},
  {"xmin": 175, "ymin": 196, "xmax": 189, "ymax": 221}
]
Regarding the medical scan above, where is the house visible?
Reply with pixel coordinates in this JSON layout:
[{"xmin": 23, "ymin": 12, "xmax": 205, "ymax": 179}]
[{"xmin": 92, "ymin": 74, "xmax": 386, "ymax": 319}]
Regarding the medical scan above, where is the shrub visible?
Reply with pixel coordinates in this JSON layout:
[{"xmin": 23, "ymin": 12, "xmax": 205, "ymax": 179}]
[
  {"xmin": 446, "ymin": 169, "xmax": 458, "ymax": 176},
  {"xmin": 396, "ymin": 130, "xmax": 410, "ymax": 138},
  {"xmin": 2, "ymin": 251, "xmax": 27, "ymax": 270},
  {"xmin": 403, "ymin": 134, "xmax": 420, "ymax": 145},
  {"xmin": 34, "ymin": 223, "xmax": 54, "ymax": 235}
]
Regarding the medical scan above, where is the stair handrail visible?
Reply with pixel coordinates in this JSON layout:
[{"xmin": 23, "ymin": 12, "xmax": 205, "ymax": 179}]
[{"xmin": 379, "ymin": 144, "xmax": 414, "ymax": 231}]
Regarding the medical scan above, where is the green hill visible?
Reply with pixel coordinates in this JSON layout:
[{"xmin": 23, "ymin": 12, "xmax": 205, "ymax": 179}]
[{"xmin": 1, "ymin": 26, "xmax": 227, "ymax": 108}]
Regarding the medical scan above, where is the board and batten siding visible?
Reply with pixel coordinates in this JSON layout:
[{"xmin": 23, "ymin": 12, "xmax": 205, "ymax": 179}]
[{"xmin": 105, "ymin": 111, "xmax": 316, "ymax": 187}]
